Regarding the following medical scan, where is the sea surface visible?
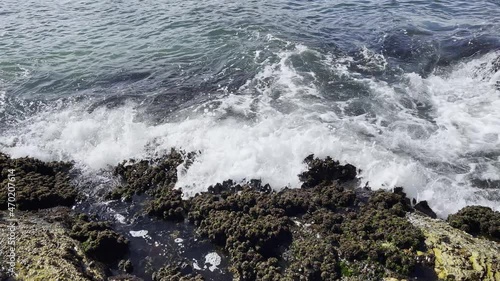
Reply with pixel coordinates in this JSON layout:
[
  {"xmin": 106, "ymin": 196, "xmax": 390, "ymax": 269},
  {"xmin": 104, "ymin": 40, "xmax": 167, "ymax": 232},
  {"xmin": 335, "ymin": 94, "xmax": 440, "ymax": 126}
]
[{"xmin": 1, "ymin": 0, "xmax": 500, "ymax": 217}]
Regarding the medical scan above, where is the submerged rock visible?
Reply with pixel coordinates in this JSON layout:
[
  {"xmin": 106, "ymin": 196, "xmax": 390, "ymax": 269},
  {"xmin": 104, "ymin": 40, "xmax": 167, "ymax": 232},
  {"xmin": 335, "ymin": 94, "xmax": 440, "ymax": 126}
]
[
  {"xmin": 0, "ymin": 153, "xmax": 77, "ymax": 210},
  {"xmin": 409, "ymin": 213, "xmax": 500, "ymax": 281},
  {"xmin": 447, "ymin": 206, "xmax": 500, "ymax": 241}
]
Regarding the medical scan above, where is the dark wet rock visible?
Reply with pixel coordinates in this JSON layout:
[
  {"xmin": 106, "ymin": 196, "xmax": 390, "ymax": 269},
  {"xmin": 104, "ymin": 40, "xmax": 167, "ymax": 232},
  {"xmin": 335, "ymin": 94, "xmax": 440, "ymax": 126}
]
[
  {"xmin": 152, "ymin": 264, "xmax": 204, "ymax": 281},
  {"xmin": 414, "ymin": 200, "xmax": 437, "ymax": 219},
  {"xmin": 69, "ymin": 214, "xmax": 129, "ymax": 264},
  {"xmin": 188, "ymin": 187, "xmax": 292, "ymax": 280},
  {"xmin": 110, "ymin": 149, "xmax": 184, "ymax": 197},
  {"xmin": 0, "ymin": 152, "xmax": 77, "ymax": 210},
  {"xmin": 106, "ymin": 149, "xmax": 192, "ymax": 221},
  {"xmin": 299, "ymin": 154, "xmax": 357, "ymax": 188},
  {"xmin": 447, "ymin": 206, "xmax": 500, "ymax": 241}
]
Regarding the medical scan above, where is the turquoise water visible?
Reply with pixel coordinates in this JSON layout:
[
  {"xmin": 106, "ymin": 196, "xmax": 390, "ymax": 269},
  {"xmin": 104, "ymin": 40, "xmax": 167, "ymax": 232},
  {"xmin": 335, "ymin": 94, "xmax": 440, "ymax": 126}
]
[{"xmin": 1, "ymin": 0, "xmax": 500, "ymax": 216}]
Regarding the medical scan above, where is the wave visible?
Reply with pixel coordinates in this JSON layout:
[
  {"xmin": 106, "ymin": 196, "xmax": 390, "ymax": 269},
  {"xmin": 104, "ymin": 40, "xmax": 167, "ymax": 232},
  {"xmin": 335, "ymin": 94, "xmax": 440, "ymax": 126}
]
[{"xmin": 1, "ymin": 40, "xmax": 499, "ymax": 217}]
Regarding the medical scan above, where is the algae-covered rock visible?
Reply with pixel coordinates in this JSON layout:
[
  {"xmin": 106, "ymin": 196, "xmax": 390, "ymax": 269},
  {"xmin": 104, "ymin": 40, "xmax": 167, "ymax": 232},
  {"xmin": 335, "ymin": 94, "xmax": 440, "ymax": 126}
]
[
  {"xmin": 189, "ymin": 188, "xmax": 292, "ymax": 280},
  {"xmin": 69, "ymin": 214, "xmax": 129, "ymax": 264},
  {"xmin": 187, "ymin": 157, "xmax": 428, "ymax": 281},
  {"xmin": 284, "ymin": 226, "xmax": 340, "ymax": 281},
  {"xmin": 118, "ymin": 259, "xmax": 134, "ymax": 273},
  {"xmin": 338, "ymin": 190, "xmax": 424, "ymax": 277},
  {"xmin": 110, "ymin": 149, "xmax": 184, "ymax": 197},
  {"xmin": 152, "ymin": 263, "xmax": 204, "ymax": 281},
  {"xmin": 0, "ymin": 210, "xmax": 107, "ymax": 281},
  {"xmin": 0, "ymin": 153, "xmax": 77, "ymax": 210},
  {"xmin": 145, "ymin": 187, "xmax": 186, "ymax": 221},
  {"xmin": 447, "ymin": 206, "xmax": 500, "ymax": 241},
  {"xmin": 299, "ymin": 154, "xmax": 357, "ymax": 188},
  {"xmin": 409, "ymin": 213, "xmax": 500, "ymax": 281},
  {"xmin": 106, "ymin": 149, "xmax": 191, "ymax": 221},
  {"xmin": 108, "ymin": 274, "xmax": 144, "ymax": 281}
]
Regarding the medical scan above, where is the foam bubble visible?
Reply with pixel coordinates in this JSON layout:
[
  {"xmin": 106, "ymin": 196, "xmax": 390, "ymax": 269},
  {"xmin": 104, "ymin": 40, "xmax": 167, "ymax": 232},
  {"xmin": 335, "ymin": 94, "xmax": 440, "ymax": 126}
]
[
  {"xmin": 130, "ymin": 230, "xmax": 149, "ymax": 238},
  {"xmin": 204, "ymin": 252, "xmax": 221, "ymax": 272}
]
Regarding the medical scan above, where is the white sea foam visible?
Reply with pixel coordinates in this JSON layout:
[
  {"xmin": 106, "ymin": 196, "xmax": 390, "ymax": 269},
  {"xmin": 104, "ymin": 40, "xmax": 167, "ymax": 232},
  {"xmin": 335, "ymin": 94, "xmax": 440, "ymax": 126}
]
[
  {"xmin": 204, "ymin": 252, "xmax": 221, "ymax": 272},
  {"xmin": 130, "ymin": 230, "xmax": 149, "ymax": 238},
  {"xmin": 1, "ymin": 44, "xmax": 499, "ymax": 217},
  {"xmin": 0, "ymin": 90, "xmax": 5, "ymax": 114}
]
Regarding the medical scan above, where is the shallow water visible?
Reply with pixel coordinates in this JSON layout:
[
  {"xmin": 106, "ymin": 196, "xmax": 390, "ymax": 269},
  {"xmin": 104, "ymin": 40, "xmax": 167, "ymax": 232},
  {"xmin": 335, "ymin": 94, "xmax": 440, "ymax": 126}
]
[{"xmin": 1, "ymin": 0, "xmax": 500, "ymax": 216}]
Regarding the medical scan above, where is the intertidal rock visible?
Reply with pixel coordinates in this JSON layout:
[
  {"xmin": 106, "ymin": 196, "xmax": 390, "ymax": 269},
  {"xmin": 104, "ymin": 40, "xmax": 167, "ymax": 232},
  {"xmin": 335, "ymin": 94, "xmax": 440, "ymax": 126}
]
[
  {"xmin": 298, "ymin": 154, "xmax": 357, "ymax": 188},
  {"xmin": 0, "ymin": 153, "xmax": 77, "ymax": 210},
  {"xmin": 69, "ymin": 213, "xmax": 130, "ymax": 264},
  {"xmin": 152, "ymin": 264, "xmax": 204, "ymax": 281},
  {"xmin": 5, "ymin": 152, "xmax": 499, "ymax": 281},
  {"xmin": 409, "ymin": 213, "xmax": 500, "ymax": 281},
  {"xmin": 186, "ymin": 157, "xmax": 429, "ymax": 280},
  {"xmin": 0, "ymin": 210, "xmax": 107, "ymax": 281},
  {"xmin": 145, "ymin": 187, "xmax": 186, "ymax": 221},
  {"xmin": 106, "ymin": 149, "xmax": 191, "ymax": 221},
  {"xmin": 447, "ymin": 206, "xmax": 500, "ymax": 241},
  {"xmin": 414, "ymin": 200, "xmax": 437, "ymax": 219},
  {"xmin": 110, "ymin": 149, "xmax": 184, "ymax": 197}
]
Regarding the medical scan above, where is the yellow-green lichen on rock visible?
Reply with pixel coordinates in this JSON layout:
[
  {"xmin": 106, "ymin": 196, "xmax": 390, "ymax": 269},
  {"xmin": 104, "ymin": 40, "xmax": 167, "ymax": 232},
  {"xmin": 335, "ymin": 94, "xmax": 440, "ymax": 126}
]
[
  {"xmin": 0, "ymin": 211, "xmax": 107, "ymax": 281},
  {"xmin": 408, "ymin": 213, "xmax": 500, "ymax": 281}
]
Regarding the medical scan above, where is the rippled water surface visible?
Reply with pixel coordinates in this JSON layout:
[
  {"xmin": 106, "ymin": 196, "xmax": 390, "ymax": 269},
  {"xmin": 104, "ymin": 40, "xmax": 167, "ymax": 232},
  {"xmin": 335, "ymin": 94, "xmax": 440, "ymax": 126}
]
[{"xmin": 1, "ymin": 0, "xmax": 500, "ymax": 217}]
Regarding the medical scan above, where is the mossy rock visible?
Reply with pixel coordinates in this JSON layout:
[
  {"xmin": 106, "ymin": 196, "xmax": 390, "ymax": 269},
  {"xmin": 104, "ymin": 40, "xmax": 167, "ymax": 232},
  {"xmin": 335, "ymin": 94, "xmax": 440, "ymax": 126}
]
[
  {"xmin": 105, "ymin": 149, "xmax": 192, "ymax": 221},
  {"xmin": 0, "ymin": 153, "xmax": 77, "ymax": 210},
  {"xmin": 152, "ymin": 264, "xmax": 204, "ymax": 281},
  {"xmin": 110, "ymin": 149, "xmax": 186, "ymax": 197},
  {"xmin": 337, "ymin": 191, "xmax": 423, "ymax": 276},
  {"xmin": 69, "ymin": 214, "xmax": 129, "ymax": 264},
  {"xmin": 0, "ymin": 210, "xmax": 107, "ymax": 281},
  {"xmin": 183, "ymin": 156, "xmax": 429, "ymax": 280},
  {"xmin": 447, "ymin": 206, "xmax": 500, "ymax": 241},
  {"xmin": 284, "ymin": 231, "xmax": 340, "ymax": 280},
  {"xmin": 145, "ymin": 187, "xmax": 187, "ymax": 221},
  {"xmin": 299, "ymin": 154, "xmax": 357, "ymax": 188}
]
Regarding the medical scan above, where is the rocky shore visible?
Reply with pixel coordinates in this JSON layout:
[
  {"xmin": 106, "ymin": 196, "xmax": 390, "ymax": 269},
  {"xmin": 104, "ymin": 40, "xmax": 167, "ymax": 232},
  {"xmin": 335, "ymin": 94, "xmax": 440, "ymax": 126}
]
[{"xmin": 0, "ymin": 151, "xmax": 499, "ymax": 281}]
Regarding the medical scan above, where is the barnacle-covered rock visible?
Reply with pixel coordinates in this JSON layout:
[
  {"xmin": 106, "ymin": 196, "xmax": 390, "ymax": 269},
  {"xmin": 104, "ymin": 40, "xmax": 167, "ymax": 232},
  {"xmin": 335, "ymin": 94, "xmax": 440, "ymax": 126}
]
[
  {"xmin": 447, "ymin": 206, "xmax": 500, "ymax": 241},
  {"xmin": 298, "ymin": 154, "xmax": 357, "ymax": 188},
  {"xmin": 0, "ymin": 153, "xmax": 77, "ymax": 210},
  {"xmin": 69, "ymin": 214, "xmax": 129, "ymax": 264},
  {"xmin": 152, "ymin": 263, "xmax": 204, "ymax": 281}
]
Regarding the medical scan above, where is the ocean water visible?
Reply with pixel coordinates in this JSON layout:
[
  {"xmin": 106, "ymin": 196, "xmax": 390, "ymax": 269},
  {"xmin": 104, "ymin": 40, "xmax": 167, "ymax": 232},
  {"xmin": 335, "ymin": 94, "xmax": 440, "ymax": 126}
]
[{"xmin": 1, "ymin": 0, "xmax": 499, "ymax": 217}]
